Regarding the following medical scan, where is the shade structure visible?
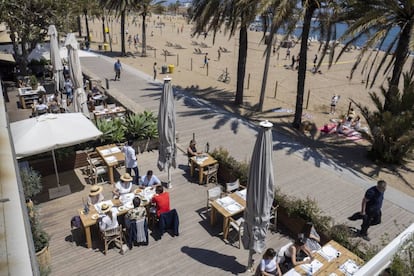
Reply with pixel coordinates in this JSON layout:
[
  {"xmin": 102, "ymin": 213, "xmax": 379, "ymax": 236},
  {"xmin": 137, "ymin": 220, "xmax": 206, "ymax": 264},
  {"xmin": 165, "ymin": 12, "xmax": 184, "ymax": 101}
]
[
  {"xmin": 48, "ymin": 25, "xmax": 63, "ymax": 93},
  {"xmin": 157, "ymin": 77, "xmax": 177, "ymax": 188},
  {"xmin": 242, "ymin": 120, "xmax": 275, "ymax": 269},
  {"xmin": 64, "ymin": 33, "xmax": 89, "ymax": 117},
  {"xmin": 10, "ymin": 113, "xmax": 102, "ymax": 198}
]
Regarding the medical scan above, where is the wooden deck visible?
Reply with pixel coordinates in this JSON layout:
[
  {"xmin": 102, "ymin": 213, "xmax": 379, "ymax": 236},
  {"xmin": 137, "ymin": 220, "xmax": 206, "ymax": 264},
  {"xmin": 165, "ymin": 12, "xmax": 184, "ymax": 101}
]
[{"xmin": 38, "ymin": 150, "xmax": 290, "ymax": 275}]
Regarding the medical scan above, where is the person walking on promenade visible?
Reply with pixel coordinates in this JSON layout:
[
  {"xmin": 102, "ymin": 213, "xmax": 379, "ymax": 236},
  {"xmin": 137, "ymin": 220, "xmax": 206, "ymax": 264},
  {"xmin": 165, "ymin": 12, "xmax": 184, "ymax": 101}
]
[
  {"xmin": 153, "ymin": 62, "xmax": 157, "ymax": 80},
  {"xmin": 358, "ymin": 180, "xmax": 387, "ymax": 241},
  {"xmin": 217, "ymin": 49, "xmax": 221, "ymax": 61},
  {"xmin": 114, "ymin": 59, "xmax": 122, "ymax": 81},
  {"xmin": 122, "ymin": 140, "xmax": 139, "ymax": 184}
]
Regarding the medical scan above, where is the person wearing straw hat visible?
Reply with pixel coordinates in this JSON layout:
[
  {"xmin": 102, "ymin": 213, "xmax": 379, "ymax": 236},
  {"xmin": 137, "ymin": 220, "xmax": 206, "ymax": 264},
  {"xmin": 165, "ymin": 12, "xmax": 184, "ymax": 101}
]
[
  {"xmin": 98, "ymin": 203, "xmax": 118, "ymax": 231},
  {"xmin": 87, "ymin": 185, "xmax": 104, "ymax": 206},
  {"xmin": 113, "ymin": 173, "xmax": 133, "ymax": 198}
]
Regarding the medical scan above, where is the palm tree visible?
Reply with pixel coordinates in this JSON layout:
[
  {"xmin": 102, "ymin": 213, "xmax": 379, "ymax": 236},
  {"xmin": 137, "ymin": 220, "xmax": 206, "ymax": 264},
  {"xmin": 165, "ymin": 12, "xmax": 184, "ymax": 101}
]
[
  {"xmin": 191, "ymin": 0, "xmax": 259, "ymax": 106},
  {"xmin": 134, "ymin": 0, "xmax": 164, "ymax": 57},
  {"xmin": 100, "ymin": 0, "xmax": 138, "ymax": 56},
  {"xmin": 292, "ymin": 0, "xmax": 322, "ymax": 129},
  {"xmin": 354, "ymin": 73, "xmax": 414, "ymax": 164},
  {"xmin": 337, "ymin": 0, "xmax": 414, "ymax": 111},
  {"xmin": 258, "ymin": 1, "xmax": 298, "ymax": 112},
  {"xmin": 73, "ymin": 0, "xmax": 102, "ymax": 42}
]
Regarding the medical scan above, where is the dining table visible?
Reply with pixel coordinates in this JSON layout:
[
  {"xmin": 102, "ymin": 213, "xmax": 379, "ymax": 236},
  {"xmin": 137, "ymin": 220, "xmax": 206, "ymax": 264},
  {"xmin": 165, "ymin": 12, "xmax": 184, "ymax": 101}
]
[
  {"xmin": 190, "ymin": 153, "xmax": 218, "ymax": 184},
  {"xmin": 95, "ymin": 144, "xmax": 124, "ymax": 184},
  {"xmin": 283, "ymin": 240, "xmax": 364, "ymax": 276},
  {"xmin": 93, "ymin": 106, "xmax": 126, "ymax": 121},
  {"xmin": 210, "ymin": 189, "xmax": 246, "ymax": 240},
  {"xmin": 78, "ymin": 188, "xmax": 155, "ymax": 249}
]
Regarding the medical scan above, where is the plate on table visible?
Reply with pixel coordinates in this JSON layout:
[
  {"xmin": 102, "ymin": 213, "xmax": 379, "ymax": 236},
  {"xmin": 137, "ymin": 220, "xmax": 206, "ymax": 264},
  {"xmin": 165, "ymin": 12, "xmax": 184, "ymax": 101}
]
[
  {"xmin": 134, "ymin": 188, "xmax": 142, "ymax": 194},
  {"xmin": 118, "ymin": 206, "xmax": 126, "ymax": 212},
  {"xmin": 91, "ymin": 214, "xmax": 99, "ymax": 220},
  {"xmin": 125, "ymin": 202, "xmax": 134, "ymax": 209}
]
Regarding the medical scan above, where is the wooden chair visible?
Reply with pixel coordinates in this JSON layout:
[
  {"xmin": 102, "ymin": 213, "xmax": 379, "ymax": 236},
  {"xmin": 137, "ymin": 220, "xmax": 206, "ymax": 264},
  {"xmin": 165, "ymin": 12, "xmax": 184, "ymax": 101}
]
[
  {"xmin": 228, "ymin": 217, "xmax": 244, "ymax": 248},
  {"xmin": 85, "ymin": 151, "xmax": 103, "ymax": 175},
  {"xmin": 89, "ymin": 159, "xmax": 108, "ymax": 185},
  {"xmin": 269, "ymin": 204, "xmax": 279, "ymax": 233},
  {"xmin": 206, "ymin": 186, "xmax": 222, "ymax": 210},
  {"xmin": 203, "ymin": 163, "xmax": 219, "ymax": 185},
  {"xmin": 101, "ymin": 225, "xmax": 123, "ymax": 255}
]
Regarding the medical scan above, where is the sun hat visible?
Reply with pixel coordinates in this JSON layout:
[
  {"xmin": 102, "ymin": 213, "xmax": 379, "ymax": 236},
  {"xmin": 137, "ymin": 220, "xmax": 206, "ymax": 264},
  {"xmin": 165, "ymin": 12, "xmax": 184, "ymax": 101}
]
[
  {"xmin": 101, "ymin": 203, "xmax": 111, "ymax": 214},
  {"xmin": 120, "ymin": 173, "xmax": 133, "ymax": 182},
  {"xmin": 89, "ymin": 185, "xmax": 103, "ymax": 196}
]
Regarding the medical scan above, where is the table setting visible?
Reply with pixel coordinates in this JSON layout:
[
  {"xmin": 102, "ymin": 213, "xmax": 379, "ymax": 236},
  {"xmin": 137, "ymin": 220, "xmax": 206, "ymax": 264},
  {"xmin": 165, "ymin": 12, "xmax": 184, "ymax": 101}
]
[
  {"xmin": 318, "ymin": 243, "xmax": 341, "ymax": 262},
  {"xmin": 339, "ymin": 259, "xmax": 360, "ymax": 275},
  {"xmin": 216, "ymin": 196, "xmax": 243, "ymax": 214}
]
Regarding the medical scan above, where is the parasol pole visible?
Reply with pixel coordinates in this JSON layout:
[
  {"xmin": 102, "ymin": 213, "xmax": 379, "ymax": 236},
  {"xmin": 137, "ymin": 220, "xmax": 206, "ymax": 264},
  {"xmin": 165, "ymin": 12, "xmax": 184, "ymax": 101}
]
[
  {"xmin": 247, "ymin": 249, "xmax": 255, "ymax": 272},
  {"xmin": 52, "ymin": 149, "xmax": 60, "ymax": 188}
]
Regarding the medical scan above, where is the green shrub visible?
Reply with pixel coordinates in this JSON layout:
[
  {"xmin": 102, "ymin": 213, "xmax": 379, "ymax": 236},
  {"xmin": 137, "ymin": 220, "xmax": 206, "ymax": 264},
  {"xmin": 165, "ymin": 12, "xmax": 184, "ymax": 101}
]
[
  {"xmin": 123, "ymin": 111, "xmax": 158, "ymax": 140},
  {"xmin": 274, "ymin": 188, "xmax": 332, "ymax": 233},
  {"xmin": 20, "ymin": 167, "xmax": 42, "ymax": 200},
  {"xmin": 210, "ymin": 147, "xmax": 249, "ymax": 184}
]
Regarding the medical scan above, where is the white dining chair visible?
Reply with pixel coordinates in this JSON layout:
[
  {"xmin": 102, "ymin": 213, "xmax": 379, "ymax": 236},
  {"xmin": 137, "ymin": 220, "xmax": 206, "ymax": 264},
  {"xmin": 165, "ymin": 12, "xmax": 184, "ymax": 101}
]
[
  {"xmin": 95, "ymin": 105, "xmax": 105, "ymax": 111},
  {"xmin": 228, "ymin": 217, "xmax": 244, "ymax": 248},
  {"xmin": 206, "ymin": 185, "xmax": 222, "ymax": 210}
]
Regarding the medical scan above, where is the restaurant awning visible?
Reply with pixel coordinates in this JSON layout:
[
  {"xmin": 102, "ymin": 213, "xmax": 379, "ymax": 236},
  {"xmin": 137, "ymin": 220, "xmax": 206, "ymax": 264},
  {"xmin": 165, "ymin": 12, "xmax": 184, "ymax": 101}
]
[{"xmin": 0, "ymin": 53, "xmax": 15, "ymax": 63}]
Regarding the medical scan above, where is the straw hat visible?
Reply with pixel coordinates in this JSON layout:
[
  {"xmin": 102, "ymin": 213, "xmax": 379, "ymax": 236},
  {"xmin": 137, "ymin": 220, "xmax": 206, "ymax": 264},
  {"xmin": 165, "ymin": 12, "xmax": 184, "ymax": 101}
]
[
  {"xmin": 101, "ymin": 203, "xmax": 111, "ymax": 214},
  {"xmin": 120, "ymin": 173, "xmax": 133, "ymax": 182},
  {"xmin": 89, "ymin": 185, "xmax": 103, "ymax": 196}
]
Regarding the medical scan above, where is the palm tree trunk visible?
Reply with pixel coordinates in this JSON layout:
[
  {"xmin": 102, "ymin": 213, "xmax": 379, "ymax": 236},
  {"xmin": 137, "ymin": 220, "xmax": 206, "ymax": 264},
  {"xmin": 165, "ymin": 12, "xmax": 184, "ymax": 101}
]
[
  {"xmin": 385, "ymin": 21, "xmax": 413, "ymax": 111},
  {"xmin": 292, "ymin": 4, "xmax": 316, "ymax": 129},
  {"xmin": 235, "ymin": 25, "xmax": 248, "ymax": 106},
  {"xmin": 259, "ymin": 33, "xmax": 274, "ymax": 111},
  {"xmin": 121, "ymin": 10, "xmax": 126, "ymax": 56},
  {"xmin": 141, "ymin": 14, "xmax": 147, "ymax": 57},
  {"xmin": 83, "ymin": 9, "xmax": 90, "ymax": 41},
  {"xmin": 102, "ymin": 16, "xmax": 107, "ymax": 43}
]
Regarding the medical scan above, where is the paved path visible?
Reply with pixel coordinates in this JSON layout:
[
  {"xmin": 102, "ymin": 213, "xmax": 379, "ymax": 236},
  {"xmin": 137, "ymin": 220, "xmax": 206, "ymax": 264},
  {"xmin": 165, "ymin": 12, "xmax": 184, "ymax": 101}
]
[{"xmin": 81, "ymin": 55, "xmax": 414, "ymax": 246}]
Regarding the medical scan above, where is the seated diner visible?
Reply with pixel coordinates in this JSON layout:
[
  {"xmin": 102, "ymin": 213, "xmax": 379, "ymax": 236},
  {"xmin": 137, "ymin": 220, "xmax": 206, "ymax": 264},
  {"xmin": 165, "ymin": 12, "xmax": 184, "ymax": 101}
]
[
  {"xmin": 302, "ymin": 222, "xmax": 321, "ymax": 252},
  {"xmin": 283, "ymin": 234, "xmax": 313, "ymax": 270},
  {"xmin": 187, "ymin": 139, "xmax": 201, "ymax": 158},
  {"xmin": 140, "ymin": 170, "xmax": 161, "ymax": 188},
  {"xmin": 34, "ymin": 99, "xmax": 48, "ymax": 115},
  {"xmin": 151, "ymin": 186, "xmax": 170, "ymax": 217},
  {"xmin": 259, "ymin": 248, "xmax": 282, "ymax": 276},
  {"xmin": 113, "ymin": 173, "xmax": 133, "ymax": 198},
  {"xmin": 98, "ymin": 203, "xmax": 118, "ymax": 231},
  {"xmin": 87, "ymin": 185, "xmax": 104, "ymax": 206}
]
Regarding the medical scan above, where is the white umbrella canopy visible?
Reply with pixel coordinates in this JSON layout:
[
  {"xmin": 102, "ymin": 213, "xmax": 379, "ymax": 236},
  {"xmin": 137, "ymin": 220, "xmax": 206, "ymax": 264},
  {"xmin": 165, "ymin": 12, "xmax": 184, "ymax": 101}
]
[
  {"xmin": 157, "ymin": 77, "xmax": 177, "ymax": 188},
  {"xmin": 11, "ymin": 113, "xmax": 102, "ymax": 158},
  {"xmin": 11, "ymin": 113, "xmax": 102, "ymax": 198},
  {"xmin": 64, "ymin": 33, "xmax": 89, "ymax": 117},
  {"xmin": 242, "ymin": 120, "xmax": 275, "ymax": 269},
  {"xmin": 48, "ymin": 25, "xmax": 63, "ymax": 93}
]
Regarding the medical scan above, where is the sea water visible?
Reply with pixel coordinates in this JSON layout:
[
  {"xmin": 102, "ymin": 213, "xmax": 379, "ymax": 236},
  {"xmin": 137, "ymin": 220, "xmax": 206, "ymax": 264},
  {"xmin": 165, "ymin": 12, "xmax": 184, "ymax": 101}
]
[{"xmin": 276, "ymin": 20, "xmax": 400, "ymax": 52}]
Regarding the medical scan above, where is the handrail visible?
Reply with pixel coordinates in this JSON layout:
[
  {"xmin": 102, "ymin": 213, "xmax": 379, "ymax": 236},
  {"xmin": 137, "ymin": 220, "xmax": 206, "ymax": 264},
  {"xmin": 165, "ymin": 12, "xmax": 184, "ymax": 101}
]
[{"xmin": 355, "ymin": 223, "xmax": 414, "ymax": 275}]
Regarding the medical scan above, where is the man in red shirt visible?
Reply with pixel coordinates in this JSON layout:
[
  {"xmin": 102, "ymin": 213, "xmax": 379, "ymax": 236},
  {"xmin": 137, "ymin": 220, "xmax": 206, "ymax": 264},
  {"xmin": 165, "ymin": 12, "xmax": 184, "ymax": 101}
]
[{"xmin": 152, "ymin": 186, "xmax": 170, "ymax": 217}]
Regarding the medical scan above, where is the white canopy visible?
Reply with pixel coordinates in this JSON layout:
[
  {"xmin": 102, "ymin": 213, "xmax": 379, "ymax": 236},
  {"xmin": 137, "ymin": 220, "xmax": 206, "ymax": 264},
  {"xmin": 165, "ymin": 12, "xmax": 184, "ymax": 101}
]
[
  {"xmin": 27, "ymin": 43, "xmax": 97, "ymax": 62},
  {"xmin": 11, "ymin": 113, "xmax": 102, "ymax": 158}
]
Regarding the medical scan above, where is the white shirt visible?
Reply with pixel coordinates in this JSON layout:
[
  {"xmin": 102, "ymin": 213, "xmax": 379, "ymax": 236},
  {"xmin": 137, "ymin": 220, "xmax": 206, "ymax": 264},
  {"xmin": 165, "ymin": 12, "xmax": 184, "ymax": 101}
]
[
  {"xmin": 141, "ymin": 175, "xmax": 160, "ymax": 187},
  {"xmin": 99, "ymin": 213, "xmax": 118, "ymax": 231},
  {"xmin": 122, "ymin": 145, "xmax": 137, "ymax": 168},
  {"xmin": 115, "ymin": 181, "xmax": 132, "ymax": 195},
  {"xmin": 261, "ymin": 256, "xmax": 278, "ymax": 273}
]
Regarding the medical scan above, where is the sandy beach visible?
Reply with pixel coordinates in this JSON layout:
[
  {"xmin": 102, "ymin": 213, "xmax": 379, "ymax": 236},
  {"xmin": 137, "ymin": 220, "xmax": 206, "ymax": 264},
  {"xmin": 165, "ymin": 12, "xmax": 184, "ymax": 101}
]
[{"xmin": 84, "ymin": 14, "xmax": 414, "ymax": 197}]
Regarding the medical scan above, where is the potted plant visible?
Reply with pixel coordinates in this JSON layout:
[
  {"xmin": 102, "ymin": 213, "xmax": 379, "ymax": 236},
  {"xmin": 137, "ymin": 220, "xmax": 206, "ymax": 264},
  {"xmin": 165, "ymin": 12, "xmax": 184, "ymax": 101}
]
[
  {"xmin": 29, "ymin": 75, "xmax": 39, "ymax": 90},
  {"xmin": 20, "ymin": 167, "xmax": 50, "ymax": 272}
]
